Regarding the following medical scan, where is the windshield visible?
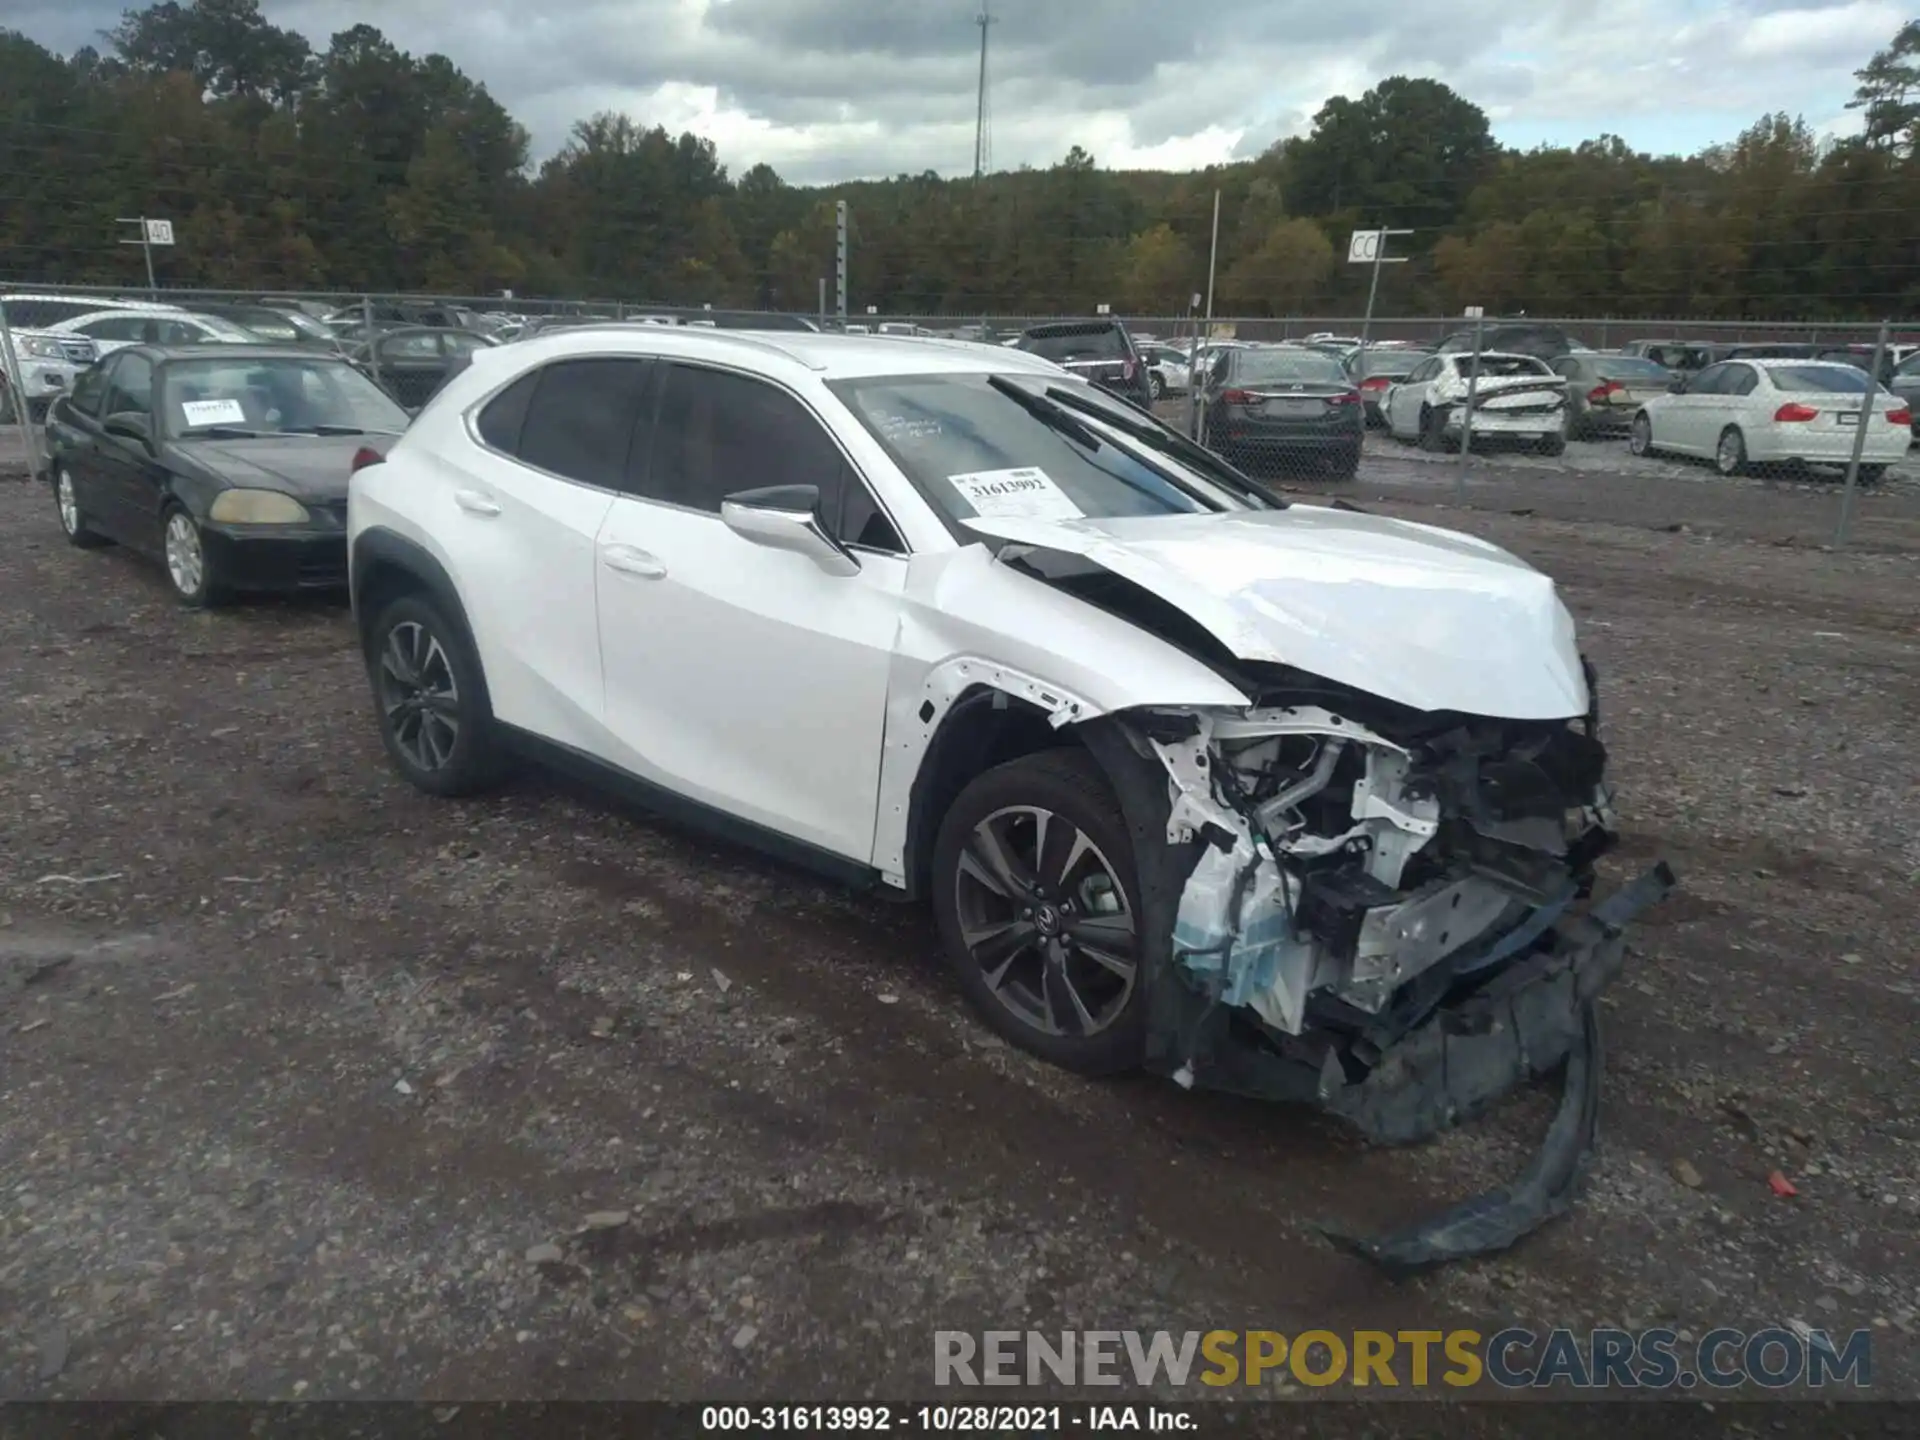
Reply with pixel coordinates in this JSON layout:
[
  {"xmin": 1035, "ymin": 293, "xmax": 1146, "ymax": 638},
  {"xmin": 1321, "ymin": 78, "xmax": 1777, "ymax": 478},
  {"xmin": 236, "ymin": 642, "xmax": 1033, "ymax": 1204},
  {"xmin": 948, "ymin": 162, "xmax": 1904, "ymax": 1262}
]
[
  {"xmin": 1021, "ymin": 326, "xmax": 1128, "ymax": 362},
  {"xmin": 830, "ymin": 372, "xmax": 1270, "ymax": 527},
  {"xmin": 1234, "ymin": 349, "xmax": 1349, "ymax": 385},
  {"xmin": 1768, "ymin": 365, "xmax": 1878, "ymax": 394},
  {"xmin": 159, "ymin": 356, "xmax": 410, "ymax": 438}
]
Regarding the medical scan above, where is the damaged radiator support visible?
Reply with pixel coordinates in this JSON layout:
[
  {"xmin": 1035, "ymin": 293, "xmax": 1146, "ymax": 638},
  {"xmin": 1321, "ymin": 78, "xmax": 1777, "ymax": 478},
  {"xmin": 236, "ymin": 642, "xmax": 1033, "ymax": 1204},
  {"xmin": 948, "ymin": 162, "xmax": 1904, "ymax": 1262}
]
[{"xmin": 1102, "ymin": 703, "xmax": 1677, "ymax": 1273}]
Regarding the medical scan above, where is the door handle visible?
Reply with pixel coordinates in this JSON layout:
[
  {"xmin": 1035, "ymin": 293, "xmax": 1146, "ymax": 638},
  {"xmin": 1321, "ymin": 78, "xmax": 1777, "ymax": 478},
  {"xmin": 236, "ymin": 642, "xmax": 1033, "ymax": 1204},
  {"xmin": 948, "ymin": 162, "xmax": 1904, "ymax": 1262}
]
[
  {"xmin": 453, "ymin": 489, "xmax": 501, "ymax": 517},
  {"xmin": 601, "ymin": 544, "xmax": 667, "ymax": 579}
]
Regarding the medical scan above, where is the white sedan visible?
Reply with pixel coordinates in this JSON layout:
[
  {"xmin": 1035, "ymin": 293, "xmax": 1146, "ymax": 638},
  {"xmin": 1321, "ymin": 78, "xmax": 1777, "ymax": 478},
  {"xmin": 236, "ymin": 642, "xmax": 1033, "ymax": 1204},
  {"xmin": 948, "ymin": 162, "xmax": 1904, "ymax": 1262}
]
[
  {"xmin": 1382, "ymin": 351, "xmax": 1569, "ymax": 454},
  {"xmin": 50, "ymin": 308, "xmax": 259, "ymax": 356},
  {"xmin": 1629, "ymin": 357, "xmax": 1913, "ymax": 480}
]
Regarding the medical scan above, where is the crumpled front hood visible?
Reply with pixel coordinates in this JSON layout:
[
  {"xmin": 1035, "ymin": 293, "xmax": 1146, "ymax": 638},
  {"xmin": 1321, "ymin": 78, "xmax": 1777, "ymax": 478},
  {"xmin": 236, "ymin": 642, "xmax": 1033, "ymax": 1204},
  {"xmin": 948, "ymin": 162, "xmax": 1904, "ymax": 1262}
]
[
  {"xmin": 966, "ymin": 505, "xmax": 1588, "ymax": 718},
  {"xmin": 190, "ymin": 436, "xmax": 391, "ymax": 502}
]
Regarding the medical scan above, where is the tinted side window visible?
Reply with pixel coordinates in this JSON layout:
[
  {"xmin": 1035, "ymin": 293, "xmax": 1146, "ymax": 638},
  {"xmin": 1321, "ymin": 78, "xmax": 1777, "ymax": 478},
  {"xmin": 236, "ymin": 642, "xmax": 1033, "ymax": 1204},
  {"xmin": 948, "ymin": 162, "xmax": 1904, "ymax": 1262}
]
[
  {"xmin": 476, "ymin": 370, "xmax": 539, "ymax": 452},
  {"xmin": 103, "ymin": 354, "xmax": 154, "ymax": 416},
  {"xmin": 69, "ymin": 362, "xmax": 110, "ymax": 418},
  {"xmin": 1689, "ymin": 363, "xmax": 1729, "ymax": 395},
  {"xmin": 645, "ymin": 365, "xmax": 846, "ymax": 518},
  {"xmin": 1729, "ymin": 365, "xmax": 1759, "ymax": 396},
  {"xmin": 517, "ymin": 359, "xmax": 653, "ymax": 489}
]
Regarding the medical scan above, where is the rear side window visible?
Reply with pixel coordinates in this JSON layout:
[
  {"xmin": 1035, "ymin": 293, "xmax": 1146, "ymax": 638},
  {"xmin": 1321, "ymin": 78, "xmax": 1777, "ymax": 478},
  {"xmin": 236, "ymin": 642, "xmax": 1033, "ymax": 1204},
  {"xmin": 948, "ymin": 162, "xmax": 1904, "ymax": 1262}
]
[
  {"xmin": 514, "ymin": 359, "xmax": 654, "ymax": 488},
  {"xmin": 475, "ymin": 370, "xmax": 539, "ymax": 452}
]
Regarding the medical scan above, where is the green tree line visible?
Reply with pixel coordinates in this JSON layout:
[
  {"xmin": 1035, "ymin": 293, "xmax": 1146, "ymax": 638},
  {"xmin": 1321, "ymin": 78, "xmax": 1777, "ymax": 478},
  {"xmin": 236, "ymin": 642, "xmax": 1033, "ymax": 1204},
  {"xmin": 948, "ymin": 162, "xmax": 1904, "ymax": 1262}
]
[{"xmin": 3, "ymin": 2, "xmax": 1918, "ymax": 318}]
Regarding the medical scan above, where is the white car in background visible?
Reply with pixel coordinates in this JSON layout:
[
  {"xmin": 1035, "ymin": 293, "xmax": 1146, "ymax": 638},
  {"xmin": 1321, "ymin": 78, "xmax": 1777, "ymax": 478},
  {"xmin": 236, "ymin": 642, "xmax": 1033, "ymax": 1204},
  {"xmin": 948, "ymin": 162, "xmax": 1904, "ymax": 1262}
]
[
  {"xmin": 1383, "ymin": 351, "xmax": 1569, "ymax": 455},
  {"xmin": 49, "ymin": 308, "xmax": 259, "ymax": 356},
  {"xmin": 1137, "ymin": 342, "xmax": 1191, "ymax": 398},
  {"xmin": 1629, "ymin": 357, "xmax": 1913, "ymax": 481}
]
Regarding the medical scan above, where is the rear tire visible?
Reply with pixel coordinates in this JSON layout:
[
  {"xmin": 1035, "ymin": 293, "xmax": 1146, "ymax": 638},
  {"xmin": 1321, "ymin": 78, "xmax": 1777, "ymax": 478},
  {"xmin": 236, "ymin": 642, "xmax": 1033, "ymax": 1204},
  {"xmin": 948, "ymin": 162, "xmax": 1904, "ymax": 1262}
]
[
  {"xmin": 1419, "ymin": 405, "xmax": 1457, "ymax": 453},
  {"xmin": 367, "ymin": 595, "xmax": 508, "ymax": 798},
  {"xmin": 53, "ymin": 466, "xmax": 110, "ymax": 549},
  {"xmin": 1629, "ymin": 412, "xmax": 1654, "ymax": 457},
  {"xmin": 1537, "ymin": 431, "xmax": 1567, "ymax": 457},
  {"xmin": 1856, "ymin": 464, "xmax": 1887, "ymax": 488},
  {"xmin": 932, "ymin": 750, "xmax": 1145, "ymax": 1076},
  {"xmin": 1714, "ymin": 426, "xmax": 1748, "ymax": 477}
]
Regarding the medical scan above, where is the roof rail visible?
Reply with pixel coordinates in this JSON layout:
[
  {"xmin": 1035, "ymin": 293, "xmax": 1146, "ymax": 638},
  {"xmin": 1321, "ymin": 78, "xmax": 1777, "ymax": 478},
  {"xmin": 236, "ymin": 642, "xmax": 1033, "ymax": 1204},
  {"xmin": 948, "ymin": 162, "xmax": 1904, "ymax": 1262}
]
[{"xmin": 525, "ymin": 320, "xmax": 827, "ymax": 371}]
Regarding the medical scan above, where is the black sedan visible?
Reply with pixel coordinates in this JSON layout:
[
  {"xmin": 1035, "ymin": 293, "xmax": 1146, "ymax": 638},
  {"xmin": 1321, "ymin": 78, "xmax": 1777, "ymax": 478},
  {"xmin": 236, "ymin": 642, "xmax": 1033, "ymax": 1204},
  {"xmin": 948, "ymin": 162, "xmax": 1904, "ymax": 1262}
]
[
  {"xmin": 1196, "ymin": 345, "xmax": 1364, "ymax": 478},
  {"xmin": 43, "ymin": 345, "xmax": 409, "ymax": 606}
]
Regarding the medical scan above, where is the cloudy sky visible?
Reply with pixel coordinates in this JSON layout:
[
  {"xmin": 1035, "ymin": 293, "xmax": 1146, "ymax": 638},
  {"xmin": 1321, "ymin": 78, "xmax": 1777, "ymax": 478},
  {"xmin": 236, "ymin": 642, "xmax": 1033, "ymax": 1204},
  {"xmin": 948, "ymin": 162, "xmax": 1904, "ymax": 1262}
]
[{"xmin": 9, "ymin": 0, "xmax": 1900, "ymax": 181}]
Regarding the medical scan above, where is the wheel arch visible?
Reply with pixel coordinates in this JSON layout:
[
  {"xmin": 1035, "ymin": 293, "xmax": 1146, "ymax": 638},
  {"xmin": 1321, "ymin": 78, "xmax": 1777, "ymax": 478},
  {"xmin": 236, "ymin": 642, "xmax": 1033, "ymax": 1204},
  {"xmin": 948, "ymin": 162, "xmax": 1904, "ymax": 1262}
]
[
  {"xmin": 898, "ymin": 684, "xmax": 1086, "ymax": 902},
  {"xmin": 350, "ymin": 529, "xmax": 494, "ymax": 713}
]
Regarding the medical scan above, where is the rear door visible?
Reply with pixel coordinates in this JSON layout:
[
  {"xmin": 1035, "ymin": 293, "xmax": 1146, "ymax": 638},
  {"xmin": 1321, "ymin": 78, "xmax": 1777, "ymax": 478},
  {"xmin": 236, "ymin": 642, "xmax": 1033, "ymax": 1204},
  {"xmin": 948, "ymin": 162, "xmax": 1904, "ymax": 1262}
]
[{"xmin": 448, "ymin": 357, "xmax": 648, "ymax": 755}]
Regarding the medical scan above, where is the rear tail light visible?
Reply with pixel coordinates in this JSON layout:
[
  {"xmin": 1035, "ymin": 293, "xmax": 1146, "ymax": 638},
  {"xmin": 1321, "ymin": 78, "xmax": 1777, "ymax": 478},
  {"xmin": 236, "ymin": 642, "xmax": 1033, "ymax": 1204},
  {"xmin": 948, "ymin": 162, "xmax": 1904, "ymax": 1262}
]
[
  {"xmin": 1121, "ymin": 360, "xmax": 1137, "ymax": 380},
  {"xmin": 1222, "ymin": 388, "xmax": 1255, "ymax": 405},
  {"xmin": 1328, "ymin": 391, "xmax": 1361, "ymax": 406},
  {"xmin": 1359, "ymin": 375, "xmax": 1391, "ymax": 391},
  {"xmin": 1888, "ymin": 407, "xmax": 1912, "ymax": 426},
  {"xmin": 1588, "ymin": 381, "xmax": 1623, "ymax": 403},
  {"xmin": 350, "ymin": 446, "xmax": 385, "ymax": 474},
  {"xmin": 1773, "ymin": 403, "xmax": 1818, "ymax": 423}
]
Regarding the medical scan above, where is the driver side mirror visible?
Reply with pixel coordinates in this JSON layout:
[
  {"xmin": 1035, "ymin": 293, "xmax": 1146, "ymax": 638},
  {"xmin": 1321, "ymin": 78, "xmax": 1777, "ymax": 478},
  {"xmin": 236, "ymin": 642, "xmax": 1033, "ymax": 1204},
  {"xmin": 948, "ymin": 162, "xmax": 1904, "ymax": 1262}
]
[
  {"xmin": 721, "ymin": 484, "xmax": 860, "ymax": 577},
  {"xmin": 1667, "ymin": 376, "xmax": 1688, "ymax": 394},
  {"xmin": 104, "ymin": 412, "xmax": 154, "ymax": 450}
]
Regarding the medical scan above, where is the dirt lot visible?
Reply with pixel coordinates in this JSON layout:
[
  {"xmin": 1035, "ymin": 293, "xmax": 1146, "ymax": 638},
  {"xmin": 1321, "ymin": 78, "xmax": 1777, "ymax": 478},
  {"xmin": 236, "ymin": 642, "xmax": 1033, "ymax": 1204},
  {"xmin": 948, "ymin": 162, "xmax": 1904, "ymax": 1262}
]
[{"xmin": 2, "ymin": 424, "xmax": 1918, "ymax": 1412}]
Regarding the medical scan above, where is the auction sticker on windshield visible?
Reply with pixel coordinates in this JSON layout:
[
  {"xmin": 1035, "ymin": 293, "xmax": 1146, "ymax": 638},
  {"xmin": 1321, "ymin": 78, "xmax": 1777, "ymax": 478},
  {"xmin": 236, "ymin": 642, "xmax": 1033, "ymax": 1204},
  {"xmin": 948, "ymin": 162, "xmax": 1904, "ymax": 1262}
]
[
  {"xmin": 181, "ymin": 398, "xmax": 247, "ymax": 427},
  {"xmin": 947, "ymin": 467, "xmax": 1083, "ymax": 521}
]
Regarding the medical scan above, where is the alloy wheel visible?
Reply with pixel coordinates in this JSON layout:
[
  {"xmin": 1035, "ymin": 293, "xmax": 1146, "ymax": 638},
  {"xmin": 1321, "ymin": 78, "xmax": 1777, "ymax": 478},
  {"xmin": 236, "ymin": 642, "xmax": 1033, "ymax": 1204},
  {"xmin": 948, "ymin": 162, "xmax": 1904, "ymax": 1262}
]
[
  {"xmin": 55, "ymin": 469, "xmax": 79, "ymax": 535},
  {"xmin": 952, "ymin": 804, "xmax": 1137, "ymax": 1038},
  {"xmin": 164, "ymin": 512, "xmax": 205, "ymax": 597},
  {"xmin": 1716, "ymin": 430, "xmax": 1744, "ymax": 475},
  {"xmin": 1630, "ymin": 415, "xmax": 1652, "ymax": 456},
  {"xmin": 377, "ymin": 620, "xmax": 462, "ymax": 772}
]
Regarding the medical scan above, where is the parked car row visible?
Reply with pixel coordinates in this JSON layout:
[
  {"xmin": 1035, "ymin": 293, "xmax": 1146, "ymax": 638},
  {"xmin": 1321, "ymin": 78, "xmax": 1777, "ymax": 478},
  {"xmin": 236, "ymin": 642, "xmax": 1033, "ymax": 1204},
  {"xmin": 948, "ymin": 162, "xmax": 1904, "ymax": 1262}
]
[{"xmin": 35, "ymin": 319, "xmax": 1672, "ymax": 1264}]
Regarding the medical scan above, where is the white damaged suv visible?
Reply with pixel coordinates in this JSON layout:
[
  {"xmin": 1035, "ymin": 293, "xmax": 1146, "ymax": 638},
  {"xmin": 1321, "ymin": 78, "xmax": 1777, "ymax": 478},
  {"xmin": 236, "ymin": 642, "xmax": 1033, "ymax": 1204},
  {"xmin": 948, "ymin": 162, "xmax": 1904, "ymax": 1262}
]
[{"xmin": 348, "ymin": 327, "xmax": 1672, "ymax": 1255}]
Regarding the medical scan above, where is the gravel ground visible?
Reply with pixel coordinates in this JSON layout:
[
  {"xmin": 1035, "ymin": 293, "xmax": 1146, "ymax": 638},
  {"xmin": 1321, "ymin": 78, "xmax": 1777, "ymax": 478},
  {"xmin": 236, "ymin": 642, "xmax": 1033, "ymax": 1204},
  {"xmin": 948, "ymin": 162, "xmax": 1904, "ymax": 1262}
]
[{"xmin": 2, "ymin": 424, "xmax": 1918, "ymax": 1410}]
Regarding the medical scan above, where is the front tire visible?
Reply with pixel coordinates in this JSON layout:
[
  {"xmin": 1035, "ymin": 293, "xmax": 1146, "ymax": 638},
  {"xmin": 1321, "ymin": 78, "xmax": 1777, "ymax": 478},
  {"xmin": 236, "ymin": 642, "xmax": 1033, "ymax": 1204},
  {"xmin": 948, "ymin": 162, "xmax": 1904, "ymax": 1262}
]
[
  {"xmin": 932, "ymin": 750, "xmax": 1145, "ymax": 1075},
  {"xmin": 367, "ymin": 595, "xmax": 508, "ymax": 798},
  {"xmin": 1149, "ymin": 372, "xmax": 1167, "ymax": 401},
  {"xmin": 163, "ymin": 506, "xmax": 231, "ymax": 608},
  {"xmin": 1419, "ymin": 405, "xmax": 1457, "ymax": 453},
  {"xmin": 54, "ymin": 466, "xmax": 110, "ymax": 549},
  {"xmin": 1714, "ymin": 426, "xmax": 1748, "ymax": 477}
]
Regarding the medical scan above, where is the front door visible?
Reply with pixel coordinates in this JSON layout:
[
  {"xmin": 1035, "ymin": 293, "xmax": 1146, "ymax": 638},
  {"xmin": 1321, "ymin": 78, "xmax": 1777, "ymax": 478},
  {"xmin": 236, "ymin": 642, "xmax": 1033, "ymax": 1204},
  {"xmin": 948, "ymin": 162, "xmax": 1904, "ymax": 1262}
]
[
  {"xmin": 594, "ymin": 362, "xmax": 904, "ymax": 863},
  {"xmin": 91, "ymin": 351, "xmax": 164, "ymax": 549}
]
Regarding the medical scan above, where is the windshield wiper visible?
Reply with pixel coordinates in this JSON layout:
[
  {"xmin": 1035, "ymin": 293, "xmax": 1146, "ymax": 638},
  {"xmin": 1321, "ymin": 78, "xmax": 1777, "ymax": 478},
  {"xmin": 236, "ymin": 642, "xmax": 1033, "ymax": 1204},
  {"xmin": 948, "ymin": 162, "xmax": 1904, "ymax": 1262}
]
[
  {"xmin": 277, "ymin": 424, "xmax": 368, "ymax": 436},
  {"xmin": 1038, "ymin": 385, "xmax": 1287, "ymax": 509},
  {"xmin": 987, "ymin": 374, "xmax": 1102, "ymax": 450},
  {"xmin": 182, "ymin": 425, "xmax": 263, "ymax": 439}
]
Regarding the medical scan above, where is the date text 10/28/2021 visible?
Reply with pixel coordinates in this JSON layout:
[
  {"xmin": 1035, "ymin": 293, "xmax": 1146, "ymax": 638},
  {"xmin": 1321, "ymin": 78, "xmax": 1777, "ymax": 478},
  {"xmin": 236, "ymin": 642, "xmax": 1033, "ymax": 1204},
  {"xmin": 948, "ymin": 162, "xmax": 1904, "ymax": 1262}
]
[{"xmin": 701, "ymin": 1407, "xmax": 1193, "ymax": 1432}]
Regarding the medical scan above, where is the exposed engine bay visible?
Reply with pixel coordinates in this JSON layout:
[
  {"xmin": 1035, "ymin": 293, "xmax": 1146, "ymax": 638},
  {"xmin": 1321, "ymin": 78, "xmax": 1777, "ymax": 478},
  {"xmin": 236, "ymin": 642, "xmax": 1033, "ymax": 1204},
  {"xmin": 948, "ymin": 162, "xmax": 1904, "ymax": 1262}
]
[{"xmin": 1149, "ymin": 700, "xmax": 1618, "ymax": 1047}]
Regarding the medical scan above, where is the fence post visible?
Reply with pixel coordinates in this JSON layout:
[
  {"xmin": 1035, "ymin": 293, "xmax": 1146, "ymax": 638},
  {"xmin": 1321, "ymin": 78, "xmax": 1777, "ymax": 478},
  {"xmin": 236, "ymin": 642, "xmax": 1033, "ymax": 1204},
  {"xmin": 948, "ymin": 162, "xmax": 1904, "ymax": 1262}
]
[
  {"xmin": 0, "ymin": 300, "xmax": 47, "ymax": 482},
  {"xmin": 362, "ymin": 296, "xmax": 382, "ymax": 392},
  {"xmin": 1832, "ymin": 318, "xmax": 1890, "ymax": 550},
  {"xmin": 1456, "ymin": 314, "xmax": 1484, "ymax": 506}
]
